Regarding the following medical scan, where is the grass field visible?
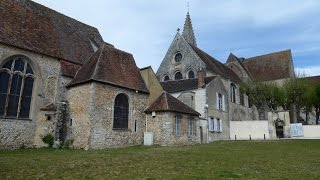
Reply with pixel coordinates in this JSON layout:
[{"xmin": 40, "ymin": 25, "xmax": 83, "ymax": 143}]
[{"xmin": 1, "ymin": 140, "xmax": 320, "ymax": 179}]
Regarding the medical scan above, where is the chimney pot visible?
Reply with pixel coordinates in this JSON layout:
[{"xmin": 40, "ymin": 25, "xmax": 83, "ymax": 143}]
[{"xmin": 197, "ymin": 70, "xmax": 205, "ymax": 88}]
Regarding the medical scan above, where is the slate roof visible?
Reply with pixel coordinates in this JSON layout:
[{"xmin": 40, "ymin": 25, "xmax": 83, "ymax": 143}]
[
  {"xmin": 0, "ymin": 0, "xmax": 104, "ymax": 70},
  {"xmin": 188, "ymin": 44, "xmax": 241, "ymax": 83},
  {"xmin": 226, "ymin": 53, "xmax": 253, "ymax": 79},
  {"xmin": 160, "ymin": 76, "xmax": 216, "ymax": 93},
  {"xmin": 145, "ymin": 92, "xmax": 200, "ymax": 116},
  {"xmin": 67, "ymin": 43, "xmax": 149, "ymax": 93},
  {"xmin": 243, "ymin": 50, "xmax": 294, "ymax": 81}
]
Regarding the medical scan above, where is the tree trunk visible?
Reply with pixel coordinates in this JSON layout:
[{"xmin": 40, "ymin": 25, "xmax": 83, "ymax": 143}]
[{"xmin": 316, "ymin": 108, "xmax": 320, "ymax": 125}]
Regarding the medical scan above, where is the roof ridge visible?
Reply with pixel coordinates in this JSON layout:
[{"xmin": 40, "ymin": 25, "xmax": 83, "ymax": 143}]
[
  {"xmin": 92, "ymin": 44, "xmax": 106, "ymax": 79},
  {"xmin": 164, "ymin": 92, "xmax": 169, "ymax": 110},
  {"xmin": 246, "ymin": 49, "xmax": 291, "ymax": 61}
]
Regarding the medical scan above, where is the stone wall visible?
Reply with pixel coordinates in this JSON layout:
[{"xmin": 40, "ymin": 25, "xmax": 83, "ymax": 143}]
[
  {"xmin": 146, "ymin": 112, "xmax": 200, "ymax": 146},
  {"xmin": 68, "ymin": 82, "xmax": 149, "ymax": 149},
  {"xmin": 67, "ymin": 83, "xmax": 93, "ymax": 149},
  {"xmin": 206, "ymin": 77, "xmax": 230, "ymax": 141},
  {"xmin": 0, "ymin": 43, "xmax": 61, "ymax": 149},
  {"xmin": 156, "ymin": 33, "xmax": 205, "ymax": 81}
]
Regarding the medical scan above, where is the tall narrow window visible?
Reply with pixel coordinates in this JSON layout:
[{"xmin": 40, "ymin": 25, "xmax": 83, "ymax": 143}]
[
  {"xmin": 0, "ymin": 56, "xmax": 34, "ymax": 119},
  {"xmin": 113, "ymin": 94, "xmax": 129, "ymax": 129},
  {"xmin": 218, "ymin": 93, "xmax": 223, "ymax": 110},
  {"xmin": 188, "ymin": 70, "xmax": 195, "ymax": 79},
  {"xmin": 174, "ymin": 114, "xmax": 182, "ymax": 136},
  {"xmin": 174, "ymin": 72, "xmax": 183, "ymax": 80},
  {"xmin": 230, "ymin": 83, "xmax": 236, "ymax": 103},
  {"xmin": 188, "ymin": 117, "xmax": 196, "ymax": 137}
]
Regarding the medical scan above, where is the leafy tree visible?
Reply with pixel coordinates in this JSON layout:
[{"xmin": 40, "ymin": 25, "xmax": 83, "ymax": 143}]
[{"xmin": 313, "ymin": 84, "xmax": 320, "ymax": 124}]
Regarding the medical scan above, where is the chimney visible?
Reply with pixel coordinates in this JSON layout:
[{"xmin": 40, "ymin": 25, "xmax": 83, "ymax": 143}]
[{"xmin": 197, "ymin": 70, "xmax": 205, "ymax": 88}]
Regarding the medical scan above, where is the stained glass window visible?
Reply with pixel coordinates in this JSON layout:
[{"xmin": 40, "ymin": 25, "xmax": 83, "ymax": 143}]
[{"xmin": 0, "ymin": 56, "xmax": 34, "ymax": 119}]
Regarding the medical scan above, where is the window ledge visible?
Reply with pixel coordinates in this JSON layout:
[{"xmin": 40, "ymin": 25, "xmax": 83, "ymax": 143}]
[
  {"xmin": 112, "ymin": 128, "xmax": 131, "ymax": 132},
  {"xmin": 0, "ymin": 117, "xmax": 32, "ymax": 121}
]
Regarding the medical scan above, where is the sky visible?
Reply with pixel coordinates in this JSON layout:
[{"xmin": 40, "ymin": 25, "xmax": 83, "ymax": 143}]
[{"xmin": 33, "ymin": 0, "xmax": 320, "ymax": 76}]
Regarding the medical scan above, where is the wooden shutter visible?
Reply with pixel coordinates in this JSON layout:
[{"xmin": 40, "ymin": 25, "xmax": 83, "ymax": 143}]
[{"xmin": 220, "ymin": 119, "xmax": 223, "ymax": 132}]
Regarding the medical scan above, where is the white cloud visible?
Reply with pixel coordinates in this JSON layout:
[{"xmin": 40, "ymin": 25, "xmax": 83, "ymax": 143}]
[
  {"xmin": 295, "ymin": 66, "xmax": 320, "ymax": 77},
  {"xmin": 32, "ymin": 0, "xmax": 320, "ymax": 71}
]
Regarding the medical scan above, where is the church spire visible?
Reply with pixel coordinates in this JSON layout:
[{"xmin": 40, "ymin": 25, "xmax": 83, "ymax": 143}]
[{"xmin": 182, "ymin": 12, "xmax": 197, "ymax": 47}]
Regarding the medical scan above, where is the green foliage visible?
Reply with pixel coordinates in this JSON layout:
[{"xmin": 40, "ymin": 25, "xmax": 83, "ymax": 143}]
[
  {"xmin": 41, "ymin": 134, "xmax": 54, "ymax": 148},
  {"xmin": 241, "ymin": 81, "xmax": 287, "ymax": 111}
]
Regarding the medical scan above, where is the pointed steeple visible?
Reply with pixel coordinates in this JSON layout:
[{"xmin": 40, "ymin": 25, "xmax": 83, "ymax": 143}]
[{"xmin": 182, "ymin": 12, "xmax": 197, "ymax": 47}]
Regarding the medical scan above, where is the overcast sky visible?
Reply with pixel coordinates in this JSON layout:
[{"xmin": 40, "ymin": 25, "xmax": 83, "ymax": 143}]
[{"xmin": 34, "ymin": 0, "xmax": 320, "ymax": 76}]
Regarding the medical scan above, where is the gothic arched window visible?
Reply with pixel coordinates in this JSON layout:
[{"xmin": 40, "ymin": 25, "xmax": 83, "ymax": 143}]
[
  {"xmin": 230, "ymin": 83, "xmax": 236, "ymax": 103},
  {"xmin": 188, "ymin": 70, "xmax": 195, "ymax": 79},
  {"xmin": 163, "ymin": 75, "xmax": 169, "ymax": 82},
  {"xmin": 0, "ymin": 56, "xmax": 34, "ymax": 119},
  {"xmin": 174, "ymin": 72, "xmax": 183, "ymax": 80},
  {"xmin": 113, "ymin": 93, "xmax": 129, "ymax": 129}
]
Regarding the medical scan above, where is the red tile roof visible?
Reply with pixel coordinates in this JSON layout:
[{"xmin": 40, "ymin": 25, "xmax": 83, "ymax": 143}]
[
  {"xmin": 0, "ymin": 0, "xmax": 104, "ymax": 65},
  {"xmin": 67, "ymin": 44, "xmax": 149, "ymax": 93},
  {"xmin": 60, "ymin": 60, "xmax": 81, "ymax": 78},
  {"xmin": 40, "ymin": 103, "xmax": 57, "ymax": 111},
  {"xmin": 304, "ymin": 75, "xmax": 320, "ymax": 86},
  {"xmin": 160, "ymin": 76, "xmax": 216, "ymax": 93},
  {"xmin": 243, "ymin": 50, "xmax": 294, "ymax": 81},
  {"xmin": 226, "ymin": 53, "xmax": 253, "ymax": 79},
  {"xmin": 145, "ymin": 92, "xmax": 200, "ymax": 116}
]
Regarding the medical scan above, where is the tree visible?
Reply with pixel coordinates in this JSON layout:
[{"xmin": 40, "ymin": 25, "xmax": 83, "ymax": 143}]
[
  {"xmin": 241, "ymin": 81, "xmax": 287, "ymax": 112},
  {"xmin": 313, "ymin": 84, "xmax": 320, "ymax": 124}
]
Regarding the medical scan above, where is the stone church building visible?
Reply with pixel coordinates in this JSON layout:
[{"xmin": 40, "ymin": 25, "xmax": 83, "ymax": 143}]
[
  {"xmin": 0, "ymin": 0, "xmax": 295, "ymax": 149},
  {"xmin": 157, "ymin": 12, "xmax": 294, "ymax": 143}
]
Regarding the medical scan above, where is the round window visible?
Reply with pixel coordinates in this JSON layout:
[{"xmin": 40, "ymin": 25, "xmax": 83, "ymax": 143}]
[{"xmin": 174, "ymin": 53, "xmax": 182, "ymax": 63}]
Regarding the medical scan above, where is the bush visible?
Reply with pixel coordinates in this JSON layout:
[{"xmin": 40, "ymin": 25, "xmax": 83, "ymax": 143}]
[{"xmin": 41, "ymin": 134, "xmax": 54, "ymax": 147}]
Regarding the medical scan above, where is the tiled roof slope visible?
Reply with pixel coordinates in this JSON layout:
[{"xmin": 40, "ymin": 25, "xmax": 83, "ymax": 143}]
[
  {"xmin": 60, "ymin": 60, "xmax": 82, "ymax": 78},
  {"xmin": 226, "ymin": 53, "xmax": 253, "ymax": 79},
  {"xmin": 145, "ymin": 92, "xmax": 200, "ymax": 116},
  {"xmin": 243, "ymin": 50, "xmax": 294, "ymax": 81},
  {"xmin": 188, "ymin": 44, "xmax": 241, "ymax": 83},
  {"xmin": 0, "ymin": 0, "xmax": 104, "ymax": 64},
  {"xmin": 303, "ymin": 75, "xmax": 320, "ymax": 86},
  {"xmin": 160, "ymin": 76, "xmax": 216, "ymax": 93},
  {"xmin": 67, "ymin": 44, "xmax": 149, "ymax": 93}
]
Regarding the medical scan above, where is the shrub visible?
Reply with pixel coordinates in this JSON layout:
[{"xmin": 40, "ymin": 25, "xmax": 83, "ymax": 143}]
[{"xmin": 41, "ymin": 134, "xmax": 54, "ymax": 147}]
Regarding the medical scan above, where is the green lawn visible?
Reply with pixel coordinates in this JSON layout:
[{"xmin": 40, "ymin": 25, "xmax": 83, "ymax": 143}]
[{"xmin": 1, "ymin": 140, "xmax": 320, "ymax": 179}]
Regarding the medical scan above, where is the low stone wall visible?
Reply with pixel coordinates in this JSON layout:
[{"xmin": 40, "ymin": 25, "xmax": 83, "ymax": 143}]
[
  {"xmin": 146, "ymin": 112, "xmax": 200, "ymax": 146},
  {"xmin": 230, "ymin": 120, "xmax": 270, "ymax": 140},
  {"xmin": 303, "ymin": 125, "xmax": 320, "ymax": 138},
  {"xmin": 0, "ymin": 119, "xmax": 36, "ymax": 149}
]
